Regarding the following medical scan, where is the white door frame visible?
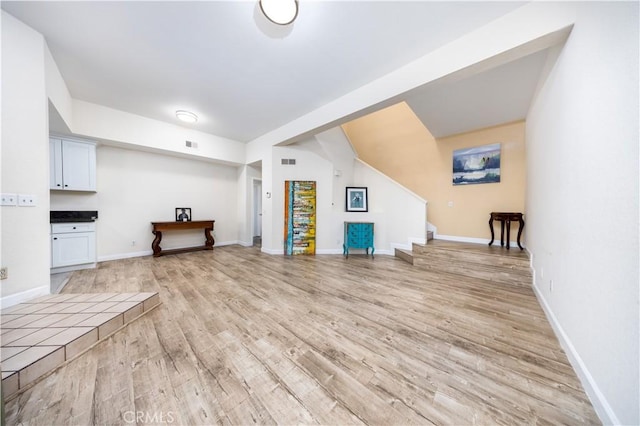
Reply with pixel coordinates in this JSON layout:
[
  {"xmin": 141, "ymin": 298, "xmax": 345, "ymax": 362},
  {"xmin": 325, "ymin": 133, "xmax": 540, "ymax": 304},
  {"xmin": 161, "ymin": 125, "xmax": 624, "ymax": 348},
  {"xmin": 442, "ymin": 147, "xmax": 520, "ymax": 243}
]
[{"xmin": 252, "ymin": 178, "xmax": 262, "ymax": 238}]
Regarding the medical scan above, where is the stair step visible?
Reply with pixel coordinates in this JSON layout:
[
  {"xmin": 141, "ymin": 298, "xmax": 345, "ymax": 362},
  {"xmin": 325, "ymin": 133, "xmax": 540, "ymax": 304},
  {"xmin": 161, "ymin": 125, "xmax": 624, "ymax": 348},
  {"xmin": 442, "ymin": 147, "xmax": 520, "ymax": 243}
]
[
  {"xmin": 411, "ymin": 240, "xmax": 531, "ymax": 287},
  {"xmin": 394, "ymin": 248, "xmax": 414, "ymax": 265}
]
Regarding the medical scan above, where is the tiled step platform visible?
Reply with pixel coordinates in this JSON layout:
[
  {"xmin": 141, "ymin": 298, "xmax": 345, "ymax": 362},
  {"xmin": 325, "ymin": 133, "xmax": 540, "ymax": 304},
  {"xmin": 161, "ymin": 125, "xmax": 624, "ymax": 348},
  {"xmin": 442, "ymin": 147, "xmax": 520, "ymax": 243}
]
[{"xmin": 1, "ymin": 292, "xmax": 160, "ymax": 399}]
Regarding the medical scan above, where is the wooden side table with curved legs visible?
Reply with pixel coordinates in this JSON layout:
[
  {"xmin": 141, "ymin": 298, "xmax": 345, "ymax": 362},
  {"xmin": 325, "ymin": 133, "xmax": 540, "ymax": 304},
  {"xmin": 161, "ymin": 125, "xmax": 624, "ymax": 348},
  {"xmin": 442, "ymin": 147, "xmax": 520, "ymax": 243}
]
[
  {"xmin": 488, "ymin": 212, "xmax": 524, "ymax": 250},
  {"xmin": 151, "ymin": 220, "xmax": 215, "ymax": 257}
]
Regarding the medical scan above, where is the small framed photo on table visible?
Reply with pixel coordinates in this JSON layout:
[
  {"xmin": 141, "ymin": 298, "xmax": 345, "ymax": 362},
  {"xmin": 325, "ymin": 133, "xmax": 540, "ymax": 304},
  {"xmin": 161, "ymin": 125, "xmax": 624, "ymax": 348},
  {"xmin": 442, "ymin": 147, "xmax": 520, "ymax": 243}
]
[
  {"xmin": 346, "ymin": 187, "xmax": 368, "ymax": 212},
  {"xmin": 176, "ymin": 207, "xmax": 191, "ymax": 222}
]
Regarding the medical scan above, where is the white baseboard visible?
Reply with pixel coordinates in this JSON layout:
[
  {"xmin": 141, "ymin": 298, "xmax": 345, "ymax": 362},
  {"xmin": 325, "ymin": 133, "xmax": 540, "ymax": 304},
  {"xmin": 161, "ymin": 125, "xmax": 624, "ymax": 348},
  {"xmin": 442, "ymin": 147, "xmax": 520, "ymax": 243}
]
[
  {"xmin": 409, "ymin": 237, "xmax": 427, "ymax": 245},
  {"xmin": 51, "ymin": 263, "xmax": 97, "ymax": 274},
  {"xmin": 391, "ymin": 237, "xmax": 428, "ymax": 252},
  {"xmin": 98, "ymin": 250, "xmax": 153, "ymax": 262},
  {"xmin": 373, "ymin": 249, "xmax": 393, "ymax": 256},
  {"xmin": 390, "ymin": 242, "xmax": 411, "ymax": 251},
  {"xmin": 532, "ymin": 283, "xmax": 617, "ymax": 425},
  {"xmin": 435, "ymin": 234, "xmax": 522, "ymax": 248},
  {"xmin": 1, "ymin": 285, "xmax": 50, "ymax": 309},
  {"xmin": 259, "ymin": 248, "xmax": 391, "ymax": 256},
  {"xmin": 435, "ymin": 234, "xmax": 490, "ymax": 245},
  {"xmin": 97, "ymin": 240, "xmax": 242, "ymax": 262},
  {"xmin": 261, "ymin": 247, "xmax": 284, "ymax": 255},
  {"xmin": 316, "ymin": 248, "xmax": 343, "ymax": 255},
  {"xmin": 342, "ymin": 248, "xmax": 392, "ymax": 256}
]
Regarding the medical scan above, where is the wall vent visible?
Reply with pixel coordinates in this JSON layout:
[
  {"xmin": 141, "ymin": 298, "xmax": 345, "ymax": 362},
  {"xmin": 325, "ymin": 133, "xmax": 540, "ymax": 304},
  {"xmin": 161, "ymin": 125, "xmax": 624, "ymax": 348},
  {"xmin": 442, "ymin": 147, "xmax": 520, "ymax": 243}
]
[
  {"xmin": 185, "ymin": 140, "xmax": 198, "ymax": 149},
  {"xmin": 281, "ymin": 158, "xmax": 296, "ymax": 165}
]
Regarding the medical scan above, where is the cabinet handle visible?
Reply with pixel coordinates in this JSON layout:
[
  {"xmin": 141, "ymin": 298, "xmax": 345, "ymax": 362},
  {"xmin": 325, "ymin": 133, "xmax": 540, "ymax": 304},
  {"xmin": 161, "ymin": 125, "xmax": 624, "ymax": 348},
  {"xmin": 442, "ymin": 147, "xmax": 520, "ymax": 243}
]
[
  {"xmin": 53, "ymin": 237, "xmax": 58, "ymax": 240},
  {"xmin": 73, "ymin": 227, "xmax": 76, "ymax": 230},
  {"xmin": 56, "ymin": 184, "xmax": 61, "ymax": 187},
  {"xmin": 64, "ymin": 184, "xmax": 68, "ymax": 187}
]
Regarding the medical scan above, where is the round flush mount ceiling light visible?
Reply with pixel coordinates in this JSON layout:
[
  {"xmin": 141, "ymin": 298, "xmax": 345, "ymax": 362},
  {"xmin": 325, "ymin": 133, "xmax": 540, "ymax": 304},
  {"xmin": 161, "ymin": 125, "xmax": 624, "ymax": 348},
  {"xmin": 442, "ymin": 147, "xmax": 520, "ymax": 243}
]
[
  {"xmin": 259, "ymin": 0, "xmax": 298, "ymax": 25},
  {"xmin": 176, "ymin": 110, "xmax": 198, "ymax": 123}
]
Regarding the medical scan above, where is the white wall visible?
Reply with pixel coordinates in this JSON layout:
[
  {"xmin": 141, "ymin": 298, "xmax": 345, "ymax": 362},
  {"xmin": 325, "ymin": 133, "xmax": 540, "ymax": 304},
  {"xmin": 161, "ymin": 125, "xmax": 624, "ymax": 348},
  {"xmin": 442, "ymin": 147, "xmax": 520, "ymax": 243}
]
[
  {"xmin": 352, "ymin": 160, "xmax": 426, "ymax": 254},
  {"xmin": 72, "ymin": 100, "xmax": 245, "ymax": 165},
  {"xmin": 526, "ymin": 3, "xmax": 639, "ymax": 425},
  {"xmin": 269, "ymin": 142, "xmax": 335, "ymax": 254},
  {"xmin": 61, "ymin": 146, "xmax": 240, "ymax": 261},
  {"xmin": 44, "ymin": 42, "xmax": 73, "ymax": 130},
  {"xmin": 314, "ymin": 127, "xmax": 358, "ymax": 210},
  {"xmin": 265, "ymin": 133, "xmax": 426, "ymax": 256},
  {"xmin": 0, "ymin": 12, "xmax": 51, "ymax": 307}
]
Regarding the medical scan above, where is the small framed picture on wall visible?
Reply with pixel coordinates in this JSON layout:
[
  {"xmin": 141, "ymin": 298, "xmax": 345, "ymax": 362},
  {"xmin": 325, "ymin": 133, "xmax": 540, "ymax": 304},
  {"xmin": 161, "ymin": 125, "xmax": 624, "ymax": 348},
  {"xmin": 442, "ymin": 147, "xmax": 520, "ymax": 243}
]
[
  {"xmin": 175, "ymin": 207, "xmax": 191, "ymax": 222},
  {"xmin": 346, "ymin": 187, "xmax": 368, "ymax": 212}
]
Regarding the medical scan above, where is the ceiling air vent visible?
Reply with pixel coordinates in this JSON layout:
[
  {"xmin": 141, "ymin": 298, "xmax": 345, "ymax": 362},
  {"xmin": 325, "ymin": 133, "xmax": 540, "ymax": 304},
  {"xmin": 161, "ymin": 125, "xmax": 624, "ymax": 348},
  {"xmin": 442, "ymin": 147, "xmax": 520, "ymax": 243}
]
[
  {"xmin": 281, "ymin": 158, "xmax": 296, "ymax": 165},
  {"xmin": 185, "ymin": 140, "xmax": 198, "ymax": 149}
]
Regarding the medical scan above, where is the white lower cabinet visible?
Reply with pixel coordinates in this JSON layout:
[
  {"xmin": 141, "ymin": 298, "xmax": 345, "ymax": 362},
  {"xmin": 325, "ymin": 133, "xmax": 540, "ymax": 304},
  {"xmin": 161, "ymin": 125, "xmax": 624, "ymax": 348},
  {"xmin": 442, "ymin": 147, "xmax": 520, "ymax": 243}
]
[{"xmin": 51, "ymin": 223, "xmax": 96, "ymax": 268}]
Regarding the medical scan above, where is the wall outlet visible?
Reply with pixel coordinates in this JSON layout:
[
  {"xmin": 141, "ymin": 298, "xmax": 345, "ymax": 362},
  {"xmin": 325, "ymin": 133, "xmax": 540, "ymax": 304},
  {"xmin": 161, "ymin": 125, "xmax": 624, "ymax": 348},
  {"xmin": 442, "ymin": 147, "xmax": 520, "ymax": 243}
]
[
  {"xmin": 0, "ymin": 267, "xmax": 7, "ymax": 280},
  {"xmin": 18, "ymin": 194, "xmax": 37, "ymax": 206},
  {"xmin": 447, "ymin": 201, "xmax": 454, "ymax": 207},
  {"xmin": 549, "ymin": 279, "xmax": 553, "ymax": 292},
  {"xmin": 1, "ymin": 193, "xmax": 17, "ymax": 206},
  {"xmin": 132, "ymin": 240, "xmax": 136, "ymax": 246}
]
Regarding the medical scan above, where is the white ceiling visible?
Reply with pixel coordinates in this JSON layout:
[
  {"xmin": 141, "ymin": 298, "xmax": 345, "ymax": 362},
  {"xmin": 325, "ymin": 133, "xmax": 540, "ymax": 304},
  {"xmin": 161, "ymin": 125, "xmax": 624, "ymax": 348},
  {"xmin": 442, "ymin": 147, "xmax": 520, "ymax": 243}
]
[
  {"xmin": 406, "ymin": 49, "xmax": 549, "ymax": 138},
  {"xmin": 2, "ymin": 1, "xmax": 544, "ymax": 143}
]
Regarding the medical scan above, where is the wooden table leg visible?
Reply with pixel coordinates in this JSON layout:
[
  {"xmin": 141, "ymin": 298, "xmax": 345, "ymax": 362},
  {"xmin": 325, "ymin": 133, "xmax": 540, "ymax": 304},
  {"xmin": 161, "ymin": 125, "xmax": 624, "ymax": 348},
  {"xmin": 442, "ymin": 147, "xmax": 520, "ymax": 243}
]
[
  {"xmin": 500, "ymin": 220, "xmax": 505, "ymax": 247},
  {"xmin": 152, "ymin": 231, "xmax": 163, "ymax": 257},
  {"xmin": 517, "ymin": 217, "xmax": 525, "ymax": 250},
  {"xmin": 505, "ymin": 219, "xmax": 511, "ymax": 250},
  {"xmin": 488, "ymin": 216, "xmax": 495, "ymax": 246},
  {"xmin": 204, "ymin": 227, "xmax": 215, "ymax": 249}
]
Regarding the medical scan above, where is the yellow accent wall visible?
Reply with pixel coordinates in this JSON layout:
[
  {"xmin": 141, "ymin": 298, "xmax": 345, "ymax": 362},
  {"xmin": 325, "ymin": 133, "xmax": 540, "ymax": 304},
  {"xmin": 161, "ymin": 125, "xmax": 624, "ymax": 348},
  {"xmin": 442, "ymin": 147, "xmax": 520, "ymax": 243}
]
[{"xmin": 342, "ymin": 102, "xmax": 526, "ymax": 241}]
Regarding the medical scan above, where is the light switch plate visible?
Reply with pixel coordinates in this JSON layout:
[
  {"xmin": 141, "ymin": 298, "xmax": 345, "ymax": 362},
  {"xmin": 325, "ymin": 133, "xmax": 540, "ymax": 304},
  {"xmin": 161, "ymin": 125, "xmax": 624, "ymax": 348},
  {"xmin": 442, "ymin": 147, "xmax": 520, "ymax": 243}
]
[
  {"xmin": 1, "ymin": 193, "xmax": 18, "ymax": 206},
  {"xmin": 18, "ymin": 194, "xmax": 37, "ymax": 206}
]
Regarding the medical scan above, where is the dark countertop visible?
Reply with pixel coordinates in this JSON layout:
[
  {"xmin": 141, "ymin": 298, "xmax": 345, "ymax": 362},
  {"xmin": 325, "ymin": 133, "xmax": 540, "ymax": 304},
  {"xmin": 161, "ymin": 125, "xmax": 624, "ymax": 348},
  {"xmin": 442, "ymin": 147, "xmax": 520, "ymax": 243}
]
[
  {"xmin": 50, "ymin": 210, "xmax": 98, "ymax": 223},
  {"xmin": 50, "ymin": 218, "xmax": 96, "ymax": 223}
]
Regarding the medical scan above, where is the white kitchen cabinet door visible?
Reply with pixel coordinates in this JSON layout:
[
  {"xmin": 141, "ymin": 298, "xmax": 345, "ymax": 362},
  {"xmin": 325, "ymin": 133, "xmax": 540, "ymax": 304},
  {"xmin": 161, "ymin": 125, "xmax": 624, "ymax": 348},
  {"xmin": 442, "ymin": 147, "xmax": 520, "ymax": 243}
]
[
  {"xmin": 49, "ymin": 138, "xmax": 96, "ymax": 191},
  {"xmin": 51, "ymin": 232, "xmax": 96, "ymax": 267},
  {"xmin": 61, "ymin": 140, "xmax": 96, "ymax": 191},
  {"xmin": 49, "ymin": 138, "xmax": 63, "ymax": 190}
]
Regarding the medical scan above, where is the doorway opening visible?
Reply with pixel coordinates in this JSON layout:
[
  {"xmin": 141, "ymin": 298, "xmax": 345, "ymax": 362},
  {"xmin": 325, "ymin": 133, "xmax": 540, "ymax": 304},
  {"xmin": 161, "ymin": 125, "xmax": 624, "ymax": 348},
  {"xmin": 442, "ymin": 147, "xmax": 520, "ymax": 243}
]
[{"xmin": 252, "ymin": 178, "xmax": 262, "ymax": 247}]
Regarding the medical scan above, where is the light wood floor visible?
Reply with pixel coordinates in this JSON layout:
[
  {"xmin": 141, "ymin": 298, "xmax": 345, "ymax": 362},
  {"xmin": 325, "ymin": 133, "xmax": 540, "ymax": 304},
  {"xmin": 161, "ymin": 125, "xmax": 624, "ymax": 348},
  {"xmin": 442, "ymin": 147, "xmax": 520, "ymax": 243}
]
[{"xmin": 5, "ymin": 245, "xmax": 599, "ymax": 425}]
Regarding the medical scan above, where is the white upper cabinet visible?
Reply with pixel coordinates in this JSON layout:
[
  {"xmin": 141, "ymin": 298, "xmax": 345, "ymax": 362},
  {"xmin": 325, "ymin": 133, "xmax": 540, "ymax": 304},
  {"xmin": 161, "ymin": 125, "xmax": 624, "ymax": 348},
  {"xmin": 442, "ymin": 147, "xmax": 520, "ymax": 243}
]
[{"xmin": 49, "ymin": 137, "xmax": 96, "ymax": 191}]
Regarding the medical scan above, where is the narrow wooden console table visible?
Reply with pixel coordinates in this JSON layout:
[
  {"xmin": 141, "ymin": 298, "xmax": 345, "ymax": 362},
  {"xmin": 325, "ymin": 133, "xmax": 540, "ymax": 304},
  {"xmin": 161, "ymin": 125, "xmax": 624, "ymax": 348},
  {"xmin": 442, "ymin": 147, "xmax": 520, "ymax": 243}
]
[
  {"xmin": 488, "ymin": 212, "xmax": 524, "ymax": 250},
  {"xmin": 151, "ymin": 220, "xmax": 215, "ymax": 257}
]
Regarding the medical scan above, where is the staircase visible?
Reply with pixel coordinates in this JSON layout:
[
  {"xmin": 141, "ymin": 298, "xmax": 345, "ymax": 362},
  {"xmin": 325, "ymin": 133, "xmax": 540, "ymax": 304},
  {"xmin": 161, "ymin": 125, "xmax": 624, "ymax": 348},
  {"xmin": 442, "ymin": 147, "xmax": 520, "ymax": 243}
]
[
  {"xmin": 395, "ymin": 239, "xmax": 532, "ymax": 287},
  {"xmin": 394, "ymin": 230, "xmax": 433, "ymax": 265}
]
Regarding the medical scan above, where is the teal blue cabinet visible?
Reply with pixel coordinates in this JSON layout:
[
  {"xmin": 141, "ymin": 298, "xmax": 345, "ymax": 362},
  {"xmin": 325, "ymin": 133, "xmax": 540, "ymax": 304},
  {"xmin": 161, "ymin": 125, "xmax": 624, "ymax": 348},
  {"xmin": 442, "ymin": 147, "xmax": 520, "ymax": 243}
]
[{"xmin": 343, "ymin": 222, "xmax": 374, "ymax": 258}]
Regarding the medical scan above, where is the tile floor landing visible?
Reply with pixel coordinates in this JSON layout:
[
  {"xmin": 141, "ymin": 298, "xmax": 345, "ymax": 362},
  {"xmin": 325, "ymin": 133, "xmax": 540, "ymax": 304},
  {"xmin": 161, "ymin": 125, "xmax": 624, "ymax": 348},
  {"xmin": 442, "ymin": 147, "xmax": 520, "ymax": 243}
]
[{"xmin": 1, "ymin": 292, "xmax": 160, "ymax": 399}]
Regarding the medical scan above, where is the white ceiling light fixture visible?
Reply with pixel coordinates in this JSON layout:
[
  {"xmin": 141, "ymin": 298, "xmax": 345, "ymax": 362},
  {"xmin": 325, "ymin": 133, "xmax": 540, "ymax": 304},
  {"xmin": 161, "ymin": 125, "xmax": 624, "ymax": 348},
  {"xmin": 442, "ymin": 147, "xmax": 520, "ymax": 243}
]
[
  {"xmin": 259, "ymin": 0, "xmax": 298, "ymax": 25},
  {"xmin": 175, "ymin": 110, "xmax": 198, "ymax": 123}
]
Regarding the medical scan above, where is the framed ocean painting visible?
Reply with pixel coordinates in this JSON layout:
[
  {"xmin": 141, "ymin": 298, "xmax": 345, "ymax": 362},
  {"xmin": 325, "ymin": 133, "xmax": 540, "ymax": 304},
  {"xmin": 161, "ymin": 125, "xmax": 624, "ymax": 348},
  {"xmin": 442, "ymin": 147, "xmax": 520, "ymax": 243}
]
[{"xmin": 452, "ymin": 143, "xmax": 501, "ymax": 185}]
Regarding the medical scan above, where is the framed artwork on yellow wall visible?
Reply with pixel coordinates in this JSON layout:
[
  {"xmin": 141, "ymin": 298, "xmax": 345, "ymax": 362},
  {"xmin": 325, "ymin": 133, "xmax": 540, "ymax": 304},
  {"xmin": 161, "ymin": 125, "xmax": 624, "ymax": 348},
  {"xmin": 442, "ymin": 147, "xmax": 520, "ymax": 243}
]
[{"xmin": 453, "ymin": 143, "xmax": 501, "ymax": 185}]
